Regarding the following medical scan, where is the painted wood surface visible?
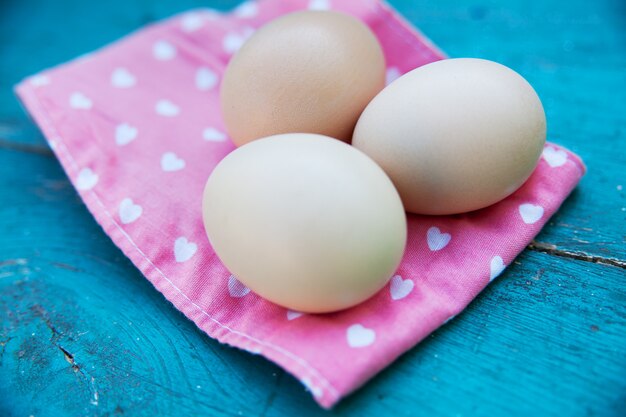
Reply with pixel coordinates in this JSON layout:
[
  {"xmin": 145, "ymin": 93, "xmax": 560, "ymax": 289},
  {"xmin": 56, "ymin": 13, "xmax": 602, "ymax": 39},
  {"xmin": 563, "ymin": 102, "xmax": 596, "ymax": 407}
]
[{"xmin": 0, "ymin": 0, "xmax": 624, "ymax": 416}]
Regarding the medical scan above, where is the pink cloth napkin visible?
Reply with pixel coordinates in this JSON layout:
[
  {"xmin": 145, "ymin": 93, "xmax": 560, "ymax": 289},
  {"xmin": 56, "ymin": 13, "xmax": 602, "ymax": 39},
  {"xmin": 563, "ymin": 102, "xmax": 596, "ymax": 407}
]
[{"xmin": 15, "ymin": 0, "xmax": 585, "ymax": 408}]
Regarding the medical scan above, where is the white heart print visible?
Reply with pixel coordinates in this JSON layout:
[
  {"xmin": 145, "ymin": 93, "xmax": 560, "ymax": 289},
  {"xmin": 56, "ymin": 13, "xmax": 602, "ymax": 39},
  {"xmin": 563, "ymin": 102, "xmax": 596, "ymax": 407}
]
[
  {"xmin": 427, "ymin": 227, "xmax": 451, "ymax": 251},
  {"xmin": 119, "ymin": 198, "xmax": 142, "ymax": 224},
  {"xmin": 161, "ymin": 152, "xmax": 185, "ymax": 172},
  {"xmin": 243, "ymin": 345, "xmax": 262, "ymax": 355},
  {"xmin": 111, "ymin": 67, "xmax": 136, "ymax": 88},
  {"xmin": 385, "ymin": 67, "xmax": 401, "ymax": 85},
  {"xmin": 196, "ymin": 67, "xmax": 218, "ymax": 91},
  {"xmin": 519, "ymin": 203, "xmax": 544, "ymax": 224},
  {"xmin": 30, "ymin": 75, "xmax": 50, "ymax": 87},
  {"xmin": 301, "ymin": 378, "xmax": 323, "ymax": 398},
  {"xmin": 234, "ymin": 1, "xmax": 258, "ymax": 18},
  {"xmin": 490, "ymin": 256, "xmax": 505, "ymax": 281},
  {"xmin": 174, "ymin": 237, "xmax": 197, "ymax": 262},
  {"xmin": 287, "ymin": 310, "xmax": 304, "ymax": 320},
  {"xmin": 542, "ymin": 147, "xmax": 568, "ymax": 168},
  {"xmin": 180, "ymin": 13, "xmax": 204, "ymax": 32},
  {"xmin": 115, "ymin": 123, "xmax": 138, "ymax": 146},
  {"xmin": 389, "ymin": 275, "xmax": 414, "ymax": 300},
  {"xmin": 347, "ymin": 324, "xmax": 376, "ymax": 348},
  {"xmin": 153, "ymin": 40, "xmax": 176, "ymax": 60},
  {"xmin": 70, "ymin": 92, "xmax": 92, "ymax": 109},
  {"xmin": 228, "ymin": 275, "xmax": 251, "ymax": 298},
  {"xmin": 76, "ymin": 168, "xmax": 98, "ymax": 190},
  {"xmin": 222, "ymin": 27, "xmax": 255, "ymax": 54},
  {"xmin": 203, "ymin": 127, "xmax": 227, "ymax": 142},
  {"xmin": 308, "ymin": 0, "xmax": 331, "ymax": 10},
  {"xmin": 155, "ymin": 99, "xmax": 180, "ymax": 117}
]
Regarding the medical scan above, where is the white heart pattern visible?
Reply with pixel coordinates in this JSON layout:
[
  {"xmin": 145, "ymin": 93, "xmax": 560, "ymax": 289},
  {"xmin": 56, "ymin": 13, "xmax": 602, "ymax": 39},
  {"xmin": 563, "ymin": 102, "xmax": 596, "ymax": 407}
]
[
  {"xmin": 234, "ymin": 1, "xmax": 258, "ymax": 18},
  {"xmin": 203, "ymin": 127, "xmax": 227, "ymax": 142},
  {"xmin": 287, "ymin": 310, "xmax": 304, "ymax": 320},
  {"xmin": 347, "ymin": 324, "xmax": 376, "ymax": 348},
  {"xmin": 385, "ymin": 67, "xmax": 401, "ymax": 85},
  {"xmin": 490, "ymin": 256, "xmax": 505, "ymax": 281},
  {"xmin": 427, "ymin": 227, "xmax": 451, "ymax": 251},
  {"xmin": 389, "ymin": 275, "xmax": 414, "ymax": 300},
  {"xmin": 222, "ymin": 27, "xmax": 255, "ymax": 54},
  {"xmin": 195, "ymin": 67, "xmax": 218, "ymax": 91},
  {"xmin": 308, "ymin": 0, "xmax": 331, "ymax": 10},
  {"xmin": 119, "ymin": 198, "xmax": 142, "ymax": 224},
  {"xmin": 76, "ymin": 168, "xmax": 98, "ymax": 190},
  {"xmin": 243, "ymin": 345, "xmax": 262, "ymax": 355},
  {"xmin": 519, "ymin": 203, "xmax": 544, "ymax": 224},
  {"xmin": 174, "ymin": 237, "xmax": 197, "ymax": 262},
  {"xmin": 153, "ymin": 40, "xmax": 176, "ymax": 60},
  {"xmin": 180, "ymin": 13, "xmax": 204, "ymax": 32},
  {"xmin": 76, "ymin": 52, "xmax": 94, "ymax": 63},
  {"xmin": 30, "ymin": 75, "xmax": 50, "ymax": 87},
  {"xmin": 155, "ymin": 99, "xmax": 180, "ymax": 117},
  {"xmin": 161, "ymin": 152, "xmax": 185, "ymax": 172},
  {"xmin": 301, "ymin": 378, "xmax": 323, "ymax": 398},
  {"xmin": 542, "ymin": 146, "xmax": 568, "ymax": 168},
  {"xmin": 70, "ymin": 92, "xmax": 92, "ymax": 109},
  {"xmin": 228, "ymin": 275, "xmax": 251, "ymax": 298},
  {"xmin": 115, "ymin": 123, "xmax": 138, "ymax": 146},
  {"xmin": 111, "ymin": 67, "xmax": 136, "ymax": 88}
]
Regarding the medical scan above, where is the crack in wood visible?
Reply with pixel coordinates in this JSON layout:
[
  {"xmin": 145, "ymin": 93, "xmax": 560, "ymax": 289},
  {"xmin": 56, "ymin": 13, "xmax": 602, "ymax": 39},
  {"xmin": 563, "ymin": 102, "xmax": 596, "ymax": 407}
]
[
  {"xmin": 30, "ymin": 304, "xmax": 100, "ymax": 406},
  {"xmin": 0, "ymin": 259, "xmax": 28, "ymax": 267},
  {"xmin": 259, "ymin": 371, "xmax": 284, "ymax": 417},
  {"xmin": 528, "ymin": 241, "xmax": 626, "ymax": 269},
  {"xmin": 0, "ymin": 336, "xmax": 13, "ymax": 365},
  {"xmin": 0, "ymin": 138, "xmax": 54, "ymax": 156},
  {"xmin": 58, "ymin": 344, "xmax": 80, "ymax": 372},
  {"xmin": 51, "ymin": 262, "xmax": 82, "ymax": 272}
]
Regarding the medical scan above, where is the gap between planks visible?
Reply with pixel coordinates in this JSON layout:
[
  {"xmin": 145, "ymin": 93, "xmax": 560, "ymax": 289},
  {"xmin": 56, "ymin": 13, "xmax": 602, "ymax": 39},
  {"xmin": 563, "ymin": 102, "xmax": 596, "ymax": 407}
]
[
  {"xmin": 0, "ymin": 137, "xmax": 53, "ymax": 156},
  {"xmin": 528, "ymin": 241, "xmax": 626, "ymax": 269}
]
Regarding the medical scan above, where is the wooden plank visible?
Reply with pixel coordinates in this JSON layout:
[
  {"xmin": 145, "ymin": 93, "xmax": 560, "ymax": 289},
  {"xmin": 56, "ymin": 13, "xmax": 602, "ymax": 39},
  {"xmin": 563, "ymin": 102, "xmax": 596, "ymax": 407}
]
[
  {"xmin": 0, "ymin": 144, "xmax": 624, "ymax": 416},
  {"xmin": 1, "ymin": 0, "xmax": 625, "ymax": 414}
]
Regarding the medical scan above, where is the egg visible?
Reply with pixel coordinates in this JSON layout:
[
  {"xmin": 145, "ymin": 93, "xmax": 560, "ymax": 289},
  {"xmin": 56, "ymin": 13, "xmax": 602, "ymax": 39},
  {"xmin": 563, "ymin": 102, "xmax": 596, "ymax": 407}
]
[
  {"xmin": 220, "ymin": 11, "xmax": 385, "ymax": 146},
  {"xmin": 202, "ymin": 133, "xmax": 406, "ymax": 313},
  {"xmin": 352, "ymin": 58, "xmax": 547, "ymax": 215}
]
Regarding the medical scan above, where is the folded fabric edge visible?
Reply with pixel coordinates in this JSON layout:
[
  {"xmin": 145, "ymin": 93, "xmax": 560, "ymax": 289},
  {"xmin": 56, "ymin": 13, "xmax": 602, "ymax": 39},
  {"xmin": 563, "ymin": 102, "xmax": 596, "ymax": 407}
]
[{"xmin": 377, "ymin": 0, "xmax": 448, "ymax": 59}]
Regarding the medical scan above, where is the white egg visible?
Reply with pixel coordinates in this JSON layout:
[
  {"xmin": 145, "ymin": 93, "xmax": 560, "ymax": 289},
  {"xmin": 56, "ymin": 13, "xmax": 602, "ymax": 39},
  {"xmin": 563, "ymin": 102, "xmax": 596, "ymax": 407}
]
[
  {"xmin": 202, "ymin": 133, "xmax": 407, "ymax": 313},
  {"xmin": 353, "ymin": 58, "xmax": 547, "ymax": 215}
]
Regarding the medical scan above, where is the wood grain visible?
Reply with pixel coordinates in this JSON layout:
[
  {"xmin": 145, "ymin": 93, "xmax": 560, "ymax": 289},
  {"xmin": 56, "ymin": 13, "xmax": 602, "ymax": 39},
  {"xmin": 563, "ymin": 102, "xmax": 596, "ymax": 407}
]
[{"xmin": 0, "ymin": 0, "xmax": 625, "ymax": 415}]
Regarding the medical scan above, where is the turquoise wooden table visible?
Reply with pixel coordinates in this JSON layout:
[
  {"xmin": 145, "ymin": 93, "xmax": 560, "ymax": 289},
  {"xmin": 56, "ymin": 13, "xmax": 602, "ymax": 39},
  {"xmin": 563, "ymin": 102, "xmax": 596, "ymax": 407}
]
[{"xmin": 1, "ymin": 0, "xmax": 625, "ymax": 416}]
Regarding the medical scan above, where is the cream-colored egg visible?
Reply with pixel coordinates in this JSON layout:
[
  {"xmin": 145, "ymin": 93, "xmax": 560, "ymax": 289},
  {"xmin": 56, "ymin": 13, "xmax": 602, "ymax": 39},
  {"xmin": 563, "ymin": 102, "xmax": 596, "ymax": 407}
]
[
  {"xmin": 202, "ymin": 134, "xmax": 406, "ymax": 313},
  {"xmin": 352, "ymin": 58, "xmax": 547, "ymax": 215},
  {"xmin": 221, "ymin": 11, "xmax": 385, "ymax": 146}
]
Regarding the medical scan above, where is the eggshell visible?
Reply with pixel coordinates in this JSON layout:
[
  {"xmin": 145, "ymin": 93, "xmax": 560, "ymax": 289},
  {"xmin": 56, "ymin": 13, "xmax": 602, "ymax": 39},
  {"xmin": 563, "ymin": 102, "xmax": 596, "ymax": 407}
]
[
  {"xmin": 352, "ymin": 58, "xmax": 547, "ymax": 215},
  {"xmin": 221, "ymin": 11, "xmax": 385, "ymax": 146},
  {"xmin": 202, "ymin": 133, "xmax": 406, "ymax": 313}
]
